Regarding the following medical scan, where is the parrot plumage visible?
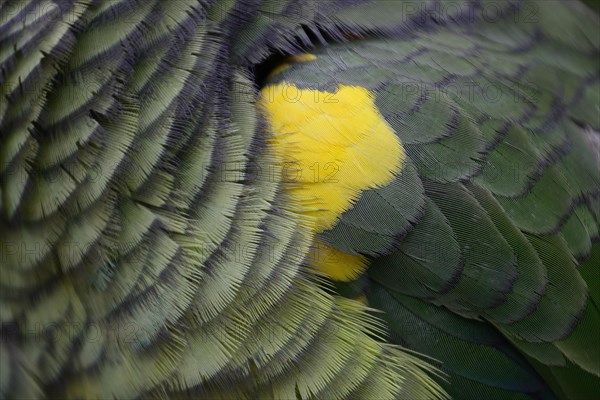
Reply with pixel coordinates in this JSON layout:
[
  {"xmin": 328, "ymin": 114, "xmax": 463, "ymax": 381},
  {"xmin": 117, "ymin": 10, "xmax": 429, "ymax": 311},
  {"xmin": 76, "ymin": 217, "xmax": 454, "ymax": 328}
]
[{"xmin": 0, "ymin": 0, "xmax": 599, "ymax": 399}]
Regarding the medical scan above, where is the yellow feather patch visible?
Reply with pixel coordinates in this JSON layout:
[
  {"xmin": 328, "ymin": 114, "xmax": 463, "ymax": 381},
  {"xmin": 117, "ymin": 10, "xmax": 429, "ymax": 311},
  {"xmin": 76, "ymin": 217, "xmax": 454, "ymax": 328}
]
[
  {"xmin": 311, "ymin": 239, "xmax": 369, "ymax": 281},
  {"xmin": 260, "ymin": 82, "xmax": 404, "ymax": 280},
  {"xmin": 269, "ymin": 53, "xmax": 317, "ymax": 76}
]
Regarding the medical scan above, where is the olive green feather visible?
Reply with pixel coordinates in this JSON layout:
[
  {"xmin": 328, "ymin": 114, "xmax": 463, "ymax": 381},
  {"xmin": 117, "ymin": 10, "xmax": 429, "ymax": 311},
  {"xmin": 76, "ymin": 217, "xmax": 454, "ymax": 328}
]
[{"xmin": 1, "ymin": 0, "xmax": 599, "ymax": 399}]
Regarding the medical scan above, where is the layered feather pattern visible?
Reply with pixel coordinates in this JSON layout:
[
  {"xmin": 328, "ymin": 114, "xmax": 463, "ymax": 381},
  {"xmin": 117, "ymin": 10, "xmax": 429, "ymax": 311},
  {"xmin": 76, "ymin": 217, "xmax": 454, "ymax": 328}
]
[
  {"xmin": 261, "ymin": 1, "xmax": 600, "ymax": 398},
  {"xmin": 1, "ymin": 0, "xmax": 599, "ymax": 399}
]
